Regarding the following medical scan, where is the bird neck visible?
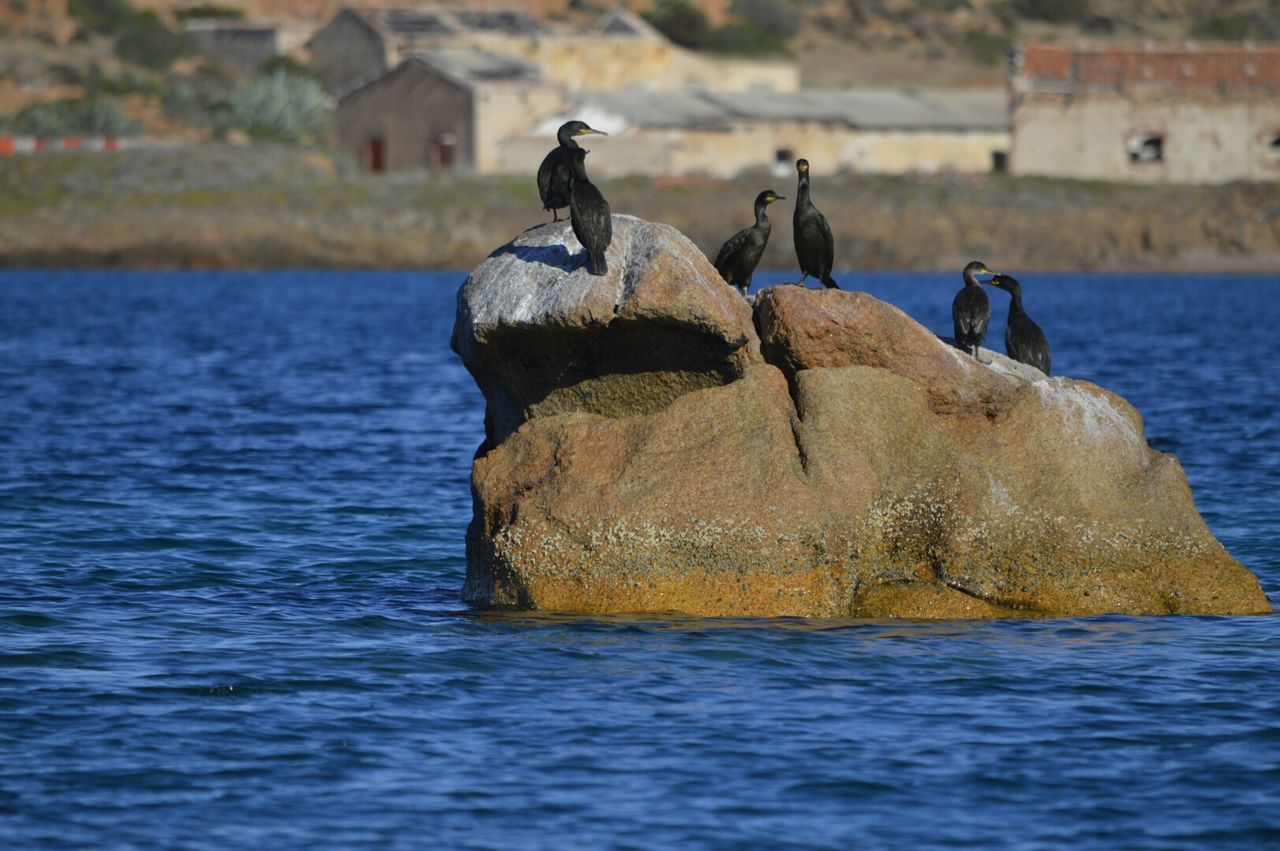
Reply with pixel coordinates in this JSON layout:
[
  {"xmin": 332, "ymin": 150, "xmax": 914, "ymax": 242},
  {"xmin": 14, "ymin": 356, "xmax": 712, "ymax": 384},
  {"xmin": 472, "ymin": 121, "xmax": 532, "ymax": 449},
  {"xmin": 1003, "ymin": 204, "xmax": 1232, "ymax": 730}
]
[
  {"xmin": 797, "ymin": 176, "xmax": 811, "ymax": 204},
  {"xmin": 1007, "ymin": 290, "xmax": 1026, "ymax": 314},
  {"xmin": 963, "ymin": 268, "xmax": 982, "ymax": 287},
  {"xmin": 559, "ymin": 130, "xmax": 580, "ymax": 149},
  {"xmin": 754, "ymin": 201, "xmax": 771, "ymax": 228}
]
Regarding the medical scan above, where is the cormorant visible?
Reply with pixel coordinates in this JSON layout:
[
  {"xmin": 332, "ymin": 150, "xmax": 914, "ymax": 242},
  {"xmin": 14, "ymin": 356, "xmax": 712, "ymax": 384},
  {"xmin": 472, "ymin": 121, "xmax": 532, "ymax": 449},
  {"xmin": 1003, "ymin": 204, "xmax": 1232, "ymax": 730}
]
[
  {"xmin": 952, "ymin": 260, "xmax": 996, "ymax": 359},
  {"xmin": 569, "ymin": 148, "xmax": 611, "ymax": 276},
  {"xmin": 792, "ymin": 159, "xmax": 839, "ymax": 289},
  {"xmin": 713, "ymin": 189, "xmax": 785, "ymax": 295},
  {"xmin": 537, "ymin": 120, "xmax": 607, "ymax": 222},
  {"xmin": 986, "ymin": 274, "xmax": 1051, "ymax": 375}
]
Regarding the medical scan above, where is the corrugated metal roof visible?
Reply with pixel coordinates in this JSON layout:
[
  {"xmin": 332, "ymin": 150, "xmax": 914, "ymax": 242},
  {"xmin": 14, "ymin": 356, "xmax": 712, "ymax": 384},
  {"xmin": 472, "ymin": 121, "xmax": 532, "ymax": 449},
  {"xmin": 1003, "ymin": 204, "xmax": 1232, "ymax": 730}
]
[
  {"xmin": 552, "ymin": 87, "xmax": 1008, "ymax": 132},
  {"xmin": 355, "ymin": 6, "xmax": 544, "ymax": 38},
  {"xmin": 412, "ymin": 48, "xmax": 541, "ymax": 83}
]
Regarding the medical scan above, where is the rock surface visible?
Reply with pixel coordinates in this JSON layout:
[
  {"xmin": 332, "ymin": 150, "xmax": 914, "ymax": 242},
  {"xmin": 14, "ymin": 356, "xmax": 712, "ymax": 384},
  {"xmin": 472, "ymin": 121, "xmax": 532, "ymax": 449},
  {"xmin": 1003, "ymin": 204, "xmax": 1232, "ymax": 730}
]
[{"xmin": 455, "ymin": 216, "xmax": 1272, "ymax": 618}]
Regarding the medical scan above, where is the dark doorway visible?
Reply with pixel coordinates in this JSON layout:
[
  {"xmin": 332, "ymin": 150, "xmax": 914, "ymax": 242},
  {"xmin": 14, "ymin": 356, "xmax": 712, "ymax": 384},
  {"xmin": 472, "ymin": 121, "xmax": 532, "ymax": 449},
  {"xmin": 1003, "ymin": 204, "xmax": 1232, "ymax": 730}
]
[
  {"xmin": 991, "ymin": 150, "xmax": 1008, "ymax": 172},
  {"xmin": 435, "ymin": 132, "xmax": 458, "ymax": 170},
  {"xmin": 366, "ymin": 138, "xmax": 386, "ymax": 173}
]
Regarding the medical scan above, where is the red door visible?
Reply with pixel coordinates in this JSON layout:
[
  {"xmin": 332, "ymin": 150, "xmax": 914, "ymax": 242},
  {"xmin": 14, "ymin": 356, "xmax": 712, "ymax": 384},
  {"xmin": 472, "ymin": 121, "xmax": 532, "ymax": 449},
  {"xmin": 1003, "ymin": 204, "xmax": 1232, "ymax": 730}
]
[{"xmin": 366, "ymin": 138, "xmax": 386, "ymax": 173}]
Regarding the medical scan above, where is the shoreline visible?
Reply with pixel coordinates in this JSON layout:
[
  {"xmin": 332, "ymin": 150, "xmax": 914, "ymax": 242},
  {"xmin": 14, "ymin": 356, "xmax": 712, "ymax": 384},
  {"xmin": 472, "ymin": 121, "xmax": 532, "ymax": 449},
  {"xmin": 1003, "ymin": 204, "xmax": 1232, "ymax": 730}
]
[{"xmin": 3, "ymin": 143, "xmax": 1278, "ymax": 274}]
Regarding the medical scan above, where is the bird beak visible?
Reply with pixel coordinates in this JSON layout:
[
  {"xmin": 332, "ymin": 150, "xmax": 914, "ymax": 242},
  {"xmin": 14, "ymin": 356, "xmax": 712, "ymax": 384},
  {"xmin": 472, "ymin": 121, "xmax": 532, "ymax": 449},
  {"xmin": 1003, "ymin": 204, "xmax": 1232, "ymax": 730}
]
[
  {"xmin": 774, "ymin": 194, "xmax": 786, "ymax": 200},
  {"xmin": 578, "ymin": 128, "xmax": 608, "ymax": 137}
]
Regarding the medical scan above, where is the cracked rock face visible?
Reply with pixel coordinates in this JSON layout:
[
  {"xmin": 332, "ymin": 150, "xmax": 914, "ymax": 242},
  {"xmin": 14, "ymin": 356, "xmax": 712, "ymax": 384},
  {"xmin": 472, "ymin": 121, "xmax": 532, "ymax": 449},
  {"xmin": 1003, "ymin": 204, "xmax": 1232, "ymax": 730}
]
[{"xmin": 454, "ymin": 217, "xmax": 1271, "ymax": 618}]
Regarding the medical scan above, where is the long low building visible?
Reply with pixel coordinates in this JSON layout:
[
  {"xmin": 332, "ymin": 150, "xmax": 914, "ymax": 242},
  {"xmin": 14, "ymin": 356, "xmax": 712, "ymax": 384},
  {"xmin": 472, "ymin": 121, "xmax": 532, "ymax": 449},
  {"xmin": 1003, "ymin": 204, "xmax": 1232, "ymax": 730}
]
[
  {"xmin": 501, "ymin": 87, "xmax": 1010, "ymax": 178},
  {"xmin": 1010, "ymin": 42, "xmax": 1280, "ymax": 183},
  {"xmin": 338, "ymin": 50, "xmax": 1011, "ymax": 179}
]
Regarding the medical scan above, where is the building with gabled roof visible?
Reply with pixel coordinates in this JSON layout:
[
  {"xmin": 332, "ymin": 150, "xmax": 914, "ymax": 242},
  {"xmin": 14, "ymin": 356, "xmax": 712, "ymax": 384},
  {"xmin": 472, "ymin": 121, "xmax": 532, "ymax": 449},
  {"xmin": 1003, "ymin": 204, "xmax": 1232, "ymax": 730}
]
[
  {"xmin": 305, "ymin": 6, "xmax": 547, "ymax": 97},
  {"xmin": 336, "ymin": 50, "xmax": 561, "ymax": 174},
  {"xmin": 308, "ymin": 5, "xmax": 797, "ymax": 98},
  {"xmin": 1010, "ymin": 42, "xmax": 1280, "ymax": 183}
]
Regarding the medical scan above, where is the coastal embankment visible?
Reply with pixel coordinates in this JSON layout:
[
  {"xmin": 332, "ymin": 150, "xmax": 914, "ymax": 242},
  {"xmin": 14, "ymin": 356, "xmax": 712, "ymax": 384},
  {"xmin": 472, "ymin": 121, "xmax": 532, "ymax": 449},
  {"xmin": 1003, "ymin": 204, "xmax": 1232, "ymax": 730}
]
[{"xmin": 3, "ymin": 142, "xmax": 1278, "ymax": 271}]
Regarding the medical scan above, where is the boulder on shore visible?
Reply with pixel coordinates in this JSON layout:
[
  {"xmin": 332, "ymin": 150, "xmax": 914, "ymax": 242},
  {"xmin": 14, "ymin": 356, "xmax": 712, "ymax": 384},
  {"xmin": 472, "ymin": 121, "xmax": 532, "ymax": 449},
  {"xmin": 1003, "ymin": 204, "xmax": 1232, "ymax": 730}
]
[{"xmin": 453, "ymin": 215, "xmax": 1272, "ymax": 618}]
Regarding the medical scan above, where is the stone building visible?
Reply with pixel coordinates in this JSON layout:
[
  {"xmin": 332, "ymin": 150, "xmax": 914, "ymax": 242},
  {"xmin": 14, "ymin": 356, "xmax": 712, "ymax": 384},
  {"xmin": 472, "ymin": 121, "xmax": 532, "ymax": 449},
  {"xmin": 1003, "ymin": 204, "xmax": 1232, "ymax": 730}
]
[
  {"xmin": 500, "ymin": 87, "xmax": 1010, "ymax": 178},
  {"xmin": 1009, "ymin": 42, "xmax": 1280, "ymax": 183},
  {"xmin": 308, "ymin": 6, "xmax": 797, "ymax": 98},
  {"xmin": 183, "ymin": 20, "xmax": 282, "ymax": 76},
  {"xmin": 337, "ymin": 50, "xmax": 561, "ymax": 173},
  {"xmin": 306, "ymin": 6, "xmax": 546, "ymax": 97}
]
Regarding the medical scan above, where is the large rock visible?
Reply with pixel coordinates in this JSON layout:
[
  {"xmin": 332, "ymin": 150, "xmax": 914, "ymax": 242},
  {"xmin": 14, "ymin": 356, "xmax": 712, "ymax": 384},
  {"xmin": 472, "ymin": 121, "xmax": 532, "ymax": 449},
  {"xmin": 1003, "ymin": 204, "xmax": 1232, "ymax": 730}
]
[
  {"xmin": 453, "ymin": 215, "xmax": 759, "ymax": 444},
  {"xmin": 455, "ymin": 217, "xmax": 1272, "ymax": 618}
]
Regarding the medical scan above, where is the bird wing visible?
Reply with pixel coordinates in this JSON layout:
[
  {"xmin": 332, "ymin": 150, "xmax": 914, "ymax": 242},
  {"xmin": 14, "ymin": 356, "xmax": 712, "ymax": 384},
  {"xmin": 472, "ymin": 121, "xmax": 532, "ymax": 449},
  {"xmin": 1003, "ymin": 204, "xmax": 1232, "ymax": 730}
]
[
  {"xmin": 714, "ymin": 227, "xmax": 752, "ymax": 275},
  {"xmin": 537, "ymin": 148, "xmax": 570, "ymax": 209},
  {"xmin": 817, "ymin": 209, "xmax": 835, "ymax": 271},
  {"xmin": 571, "ymin": 183, "xmax": 612, "ymax": 252},
  {"xmin": 952, "ymin": 288, "xmax": 990, "ymax": 336}
]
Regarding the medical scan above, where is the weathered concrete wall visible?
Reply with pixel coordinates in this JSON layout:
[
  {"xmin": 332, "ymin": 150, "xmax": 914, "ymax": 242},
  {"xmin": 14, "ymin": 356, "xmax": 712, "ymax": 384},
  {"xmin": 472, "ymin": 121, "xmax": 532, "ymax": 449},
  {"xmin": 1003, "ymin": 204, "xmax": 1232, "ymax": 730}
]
[
  {"xmin": 338, "ymin": 62, "xmax": 474, "ymax": 172},
  {"xmin": 499, "ymin": 123, "xmax": 1009, "ymax": 178},
  {"xmin": 1012, "ymin": 93, "xmax": 1280, "ymax": 183},
  {"xmin": 308, "ymin": 11, "xmax": 388, "ymax": 97},
  {"xmin": 472, "ymin": 84, "xmax": 565, "ymax": 175}
]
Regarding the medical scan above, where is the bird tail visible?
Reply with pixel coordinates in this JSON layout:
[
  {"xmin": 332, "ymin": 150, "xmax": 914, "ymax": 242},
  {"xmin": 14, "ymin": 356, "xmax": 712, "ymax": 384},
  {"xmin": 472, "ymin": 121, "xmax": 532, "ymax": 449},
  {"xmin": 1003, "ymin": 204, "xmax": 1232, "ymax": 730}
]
[
  {"xmin": 588, "ymin": 251, "xmax": 608, "ymax": 276},
  {"xmin": 821, "ymin": 273, "xmax": 840, "ymax": 289}
]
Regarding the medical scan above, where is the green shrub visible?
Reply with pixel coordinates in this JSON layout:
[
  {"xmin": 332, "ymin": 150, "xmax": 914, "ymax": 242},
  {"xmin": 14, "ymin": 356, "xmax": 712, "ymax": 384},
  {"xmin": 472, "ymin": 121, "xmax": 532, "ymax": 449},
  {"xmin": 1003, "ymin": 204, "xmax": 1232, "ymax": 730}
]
[
  {"xmin": 114, "ymin": 12, "xmax": 192, "ymax": 71},
  {"xmin": 227, "ymin": 71, "xmax": 332, "ymax": 142},
  {"xmin": 643, "ymin": 0, "xmax": 712, "ymax": 49},
  {"xmin": 961, "ymin": 29, "xmax": 1012, "ymax": 65},
  {"xmin": 259, "ymin": 55, "xmax": 316, "ymax": 79},
  {"xmin": 11, "ymin": 98, "xmax": 142, "ymax": 136},
  {"xmin": 68, "ymin": 0, "xmax": 137, "ymax": 33},
  {"xmin": 161, "ymin": 71, "xmax": 235, "ymax": 127},
  {"xmin": 1010, "ymin": 0, "xmax": 1089, "ymax": 23},
  {"xmin": 708, "ymin": 23, "xmax": 791, "ymax": 56},
  {"xmin": 1190, "ymin": 14, "xmax": 1274, "ymax": 41},
  {"xmin": 730, "ymin": 0, "xmax": 802, "ymax": 39},
  {"xmin": 175, "ymin": 3, "xmax": 245, "ymax": 21}
]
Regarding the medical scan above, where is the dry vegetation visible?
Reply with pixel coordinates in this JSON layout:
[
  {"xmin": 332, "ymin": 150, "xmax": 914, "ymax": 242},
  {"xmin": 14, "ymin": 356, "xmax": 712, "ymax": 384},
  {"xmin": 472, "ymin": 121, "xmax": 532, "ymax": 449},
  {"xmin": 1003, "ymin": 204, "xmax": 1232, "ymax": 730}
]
[{"xmin": 2, "ymin": 144, "xmax": 1277, "ymax": 272}]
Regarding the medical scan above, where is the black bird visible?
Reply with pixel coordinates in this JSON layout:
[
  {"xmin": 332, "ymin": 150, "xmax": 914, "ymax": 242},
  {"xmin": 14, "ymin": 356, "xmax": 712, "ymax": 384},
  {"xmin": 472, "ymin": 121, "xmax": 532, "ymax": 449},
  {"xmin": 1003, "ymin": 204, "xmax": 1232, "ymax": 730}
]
[
  {"xmin": 792, "ymin": 159, "xmax": 839, "ymax": 289},
  {"xmin": 537, "ymin": 120, "xmax": 607, "ymax": 222},
  {"xmin": 985, "ymin": 274, "xmax": 1051, "ymax": 375},
  {"xmin": 568, "ymin": 148, "xmax": 611, "ymax": 276},
  {"xmin": 952, "ymin": 260, "xmax": 996, "ymax": 359},
  {"xmin": 714, "ymin": 189, "xmax": 785, "ymax": 295}
]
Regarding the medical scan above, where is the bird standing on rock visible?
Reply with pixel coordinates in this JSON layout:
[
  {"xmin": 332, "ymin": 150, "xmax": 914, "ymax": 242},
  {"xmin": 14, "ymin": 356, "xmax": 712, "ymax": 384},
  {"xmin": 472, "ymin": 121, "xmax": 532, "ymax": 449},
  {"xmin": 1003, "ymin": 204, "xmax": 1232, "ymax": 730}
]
[
  {"xmin": 568, "ymin": 148, "xmax": 611, "ymax": 276},
  {"xmin": 952, "ymin": 260, "xmax": 996, "ymax": 360},
  {"xmin": 537, "ymin": 120, "xmax": 607, "ymax": 222},
  {"xmin": 792, "ymin": 159, "xmax": 839, "ymax": 289},
  {"xmin": 714, "ymin": 189, "xmax": 785, "ymax": 295},
  {"xmin": 985, "ymin": 274, "xmax": 1051, "ymax": 375}
]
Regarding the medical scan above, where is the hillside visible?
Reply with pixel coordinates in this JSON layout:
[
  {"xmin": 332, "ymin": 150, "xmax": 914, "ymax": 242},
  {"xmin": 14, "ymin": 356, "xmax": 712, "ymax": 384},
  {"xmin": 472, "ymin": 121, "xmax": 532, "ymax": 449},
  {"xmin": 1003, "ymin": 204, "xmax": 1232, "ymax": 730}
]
[{"xmin": 7, "ymin": 1, "xmax": 1278, "ymax": 91}]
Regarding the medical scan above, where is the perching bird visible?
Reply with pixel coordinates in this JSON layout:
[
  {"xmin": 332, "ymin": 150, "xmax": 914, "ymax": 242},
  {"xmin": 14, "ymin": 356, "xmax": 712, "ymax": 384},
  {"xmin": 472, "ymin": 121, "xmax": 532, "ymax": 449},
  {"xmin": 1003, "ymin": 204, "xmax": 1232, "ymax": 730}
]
[
  {"xmin": 792, "ymin": 159, "xmax": 839, "ymax": 289},
  {"xmin": 537, "ymin": 120, "xmax": 608, "ymax": 222},
  {"xmin": 952, "ymin": 260, "xmax": 996, "ymax": 359},
  {"xmin": 714, "ymin": 189, "xmax": 785, "ymax": 295},
  {"xmin": 568, "ymin": 148, "xmax": 611, "ymax": 276},
  {"xmin": 986, "ymin": 274, "xmax": 1051, "ymax": 375}
]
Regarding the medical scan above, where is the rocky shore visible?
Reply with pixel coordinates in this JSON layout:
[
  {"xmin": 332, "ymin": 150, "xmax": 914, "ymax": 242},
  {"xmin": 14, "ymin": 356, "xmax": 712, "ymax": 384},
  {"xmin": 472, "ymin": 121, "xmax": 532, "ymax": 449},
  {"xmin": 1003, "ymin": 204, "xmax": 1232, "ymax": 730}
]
[
  {"xmin": 2, "ymin": 143, "xmax": 1279, "ymax": 272},
  {"xmin": 454, "ymin": 215, "xmax": 1272, "ymax": 618}
]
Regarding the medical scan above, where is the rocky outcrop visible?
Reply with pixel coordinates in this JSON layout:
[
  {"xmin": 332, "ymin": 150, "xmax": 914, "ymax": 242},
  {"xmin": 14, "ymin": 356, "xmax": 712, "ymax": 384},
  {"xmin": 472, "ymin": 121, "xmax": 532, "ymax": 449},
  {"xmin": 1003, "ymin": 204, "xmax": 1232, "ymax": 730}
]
[
  {"xmin": 454, "ymin": 216, "xmax": 1272, "ymax": 618},
  {"xmin": 453, "ymin": 215, "xmax": 759, "ymax": 444}
]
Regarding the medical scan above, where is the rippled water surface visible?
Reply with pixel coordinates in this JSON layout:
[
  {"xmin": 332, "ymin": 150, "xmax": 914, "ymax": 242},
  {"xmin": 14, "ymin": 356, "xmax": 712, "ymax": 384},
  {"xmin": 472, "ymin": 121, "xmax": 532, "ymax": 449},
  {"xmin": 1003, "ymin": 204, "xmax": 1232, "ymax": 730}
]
[{"xmin": 2, "ymin": 269, "xmax": 1278, "ymax": 849}]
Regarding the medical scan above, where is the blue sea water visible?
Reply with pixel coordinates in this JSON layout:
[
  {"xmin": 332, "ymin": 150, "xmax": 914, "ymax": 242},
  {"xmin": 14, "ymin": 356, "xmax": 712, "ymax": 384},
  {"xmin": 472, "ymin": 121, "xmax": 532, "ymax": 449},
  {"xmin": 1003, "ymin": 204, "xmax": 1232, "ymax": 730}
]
[{"xmin": 1, "ymin": 268, "xmax": 1278, "ymax": 850}]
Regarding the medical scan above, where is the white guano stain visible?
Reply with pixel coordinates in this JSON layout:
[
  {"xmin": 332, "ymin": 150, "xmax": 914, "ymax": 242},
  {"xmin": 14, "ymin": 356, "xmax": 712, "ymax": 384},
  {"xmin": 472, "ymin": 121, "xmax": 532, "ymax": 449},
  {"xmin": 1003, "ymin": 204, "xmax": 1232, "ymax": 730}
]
[{"xmin": 1034, "ymin": 377, "xmax": 1144, "ymax": 452}]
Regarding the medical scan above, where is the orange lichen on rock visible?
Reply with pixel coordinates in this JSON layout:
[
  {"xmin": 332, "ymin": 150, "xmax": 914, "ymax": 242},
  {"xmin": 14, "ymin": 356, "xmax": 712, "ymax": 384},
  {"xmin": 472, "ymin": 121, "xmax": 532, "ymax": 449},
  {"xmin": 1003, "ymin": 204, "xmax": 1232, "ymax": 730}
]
[{"xmin": 453, "ymin": 216, "xmax": 1273, "ymax": 618}]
